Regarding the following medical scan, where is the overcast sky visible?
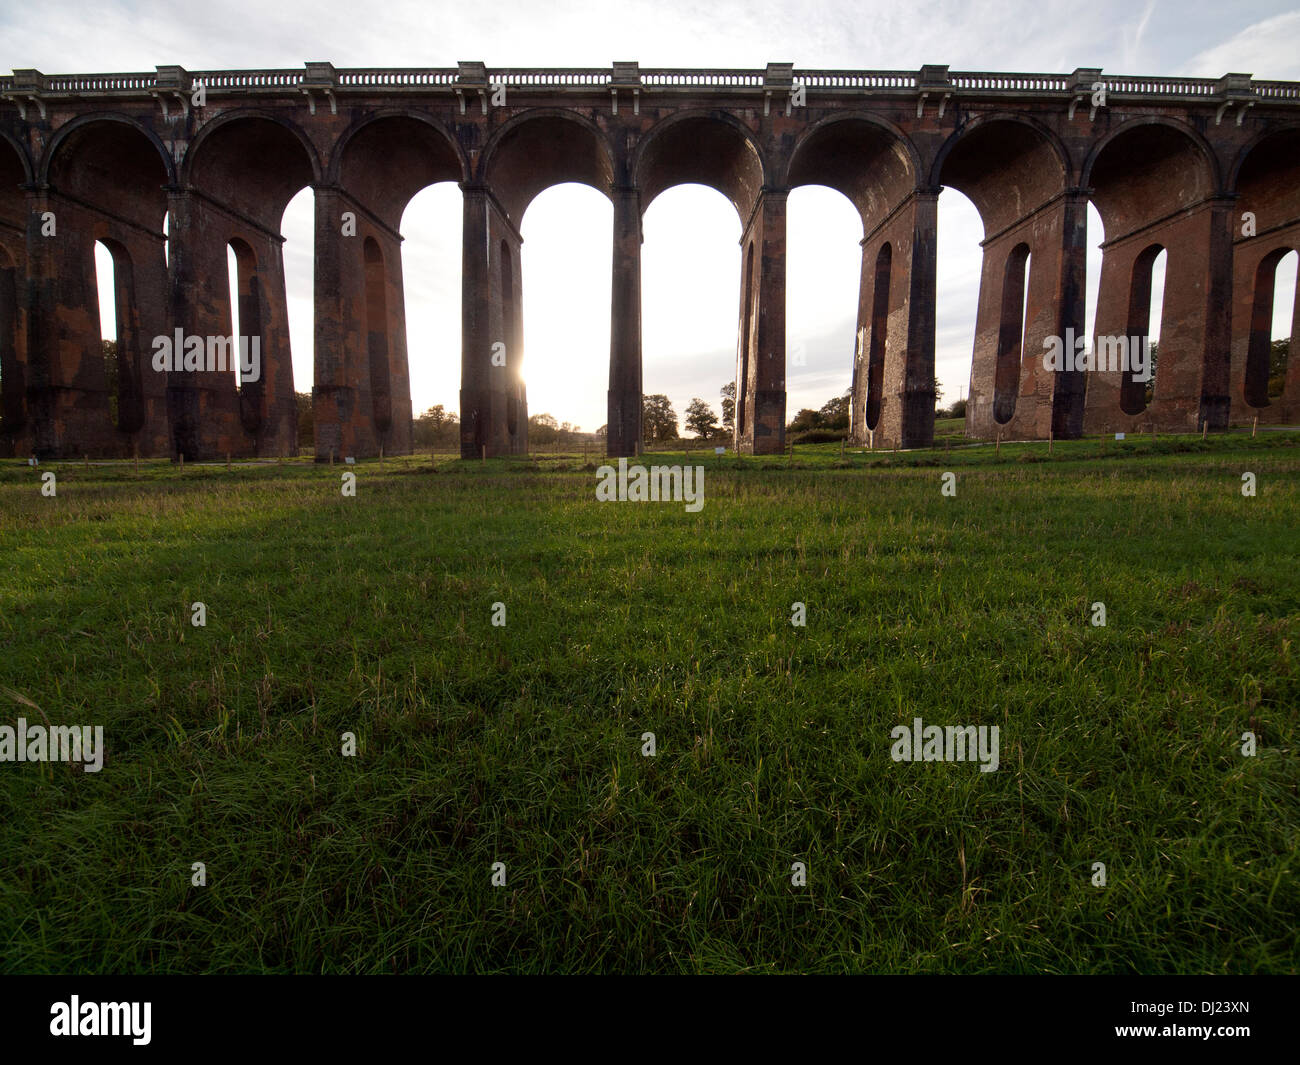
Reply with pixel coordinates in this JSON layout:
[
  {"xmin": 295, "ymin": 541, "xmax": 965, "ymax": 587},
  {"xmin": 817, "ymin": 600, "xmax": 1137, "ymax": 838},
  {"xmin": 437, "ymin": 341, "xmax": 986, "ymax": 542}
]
[{"xmin": 8, "ymin": 0, "xmax": 1300, "ymax": 433}]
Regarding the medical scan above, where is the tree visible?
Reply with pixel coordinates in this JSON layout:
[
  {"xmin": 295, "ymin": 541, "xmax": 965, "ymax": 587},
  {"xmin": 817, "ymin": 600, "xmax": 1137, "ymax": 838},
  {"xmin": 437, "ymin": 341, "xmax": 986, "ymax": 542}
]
[
  {"xmin": 685, "ymin": 398, "xmax": 719, "ymax": 439},
  {"xmin": 787, "ymin": 407, "xmax": 823, "ymax": 433},
  {"xmin": 932, "ymin": 376, "xmax": 943, "ymax": 408},
  {"xmin": 413, "ymin": 404, "xmax": 460, "ymax": 448},
  {"xmin": 642, "ymin": 394, "xmax": 678, "ymax": 443},
  {"xmin": 296, "ymin": 391, "xmax": 314, "ymax": 449},
  {"xmin": 819, "ymin": 389, "xmax": 850, "ymax": 431},
  {"xmin": 720, "ymin": 381, "xmax": 736, "ymax": 432},
  {"xmin": 528, "ymin": 412, "xmax": 560, "ymax": 445},
  {"xmin": 1269, "ymin": 336, "xmax": 1290, "ymax": 398}
]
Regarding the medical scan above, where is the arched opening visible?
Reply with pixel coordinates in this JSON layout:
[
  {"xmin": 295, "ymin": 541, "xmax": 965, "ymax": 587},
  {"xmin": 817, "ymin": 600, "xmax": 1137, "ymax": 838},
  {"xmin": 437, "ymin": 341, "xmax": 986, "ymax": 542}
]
[
  {"xmin": 399, "ymin": 181, "xmax": 462, "ymax": 450},
  {"xmin": 93, "ymin": 238, "xmax": 144, "ymax": 434},
  {"xmin": 227, "ymin": 238, "xmax": 267, "ymax": 432},
  {"xmin": 636, "ymin": 185, "xmax": 740, "ymax": 448},
  {"xmin": 865, "ymin": 243, "xmax": 891, "ymax": 431},
  {"xmin": 785, "ymin": 185, "xmax": 860, "ymax": 441},
  {"xmin": 786, "ymin": 117, "xmax": 917, "ymax": 442},
  {"xmin": 1245, "ymin": 248, "xmax": 1297, "ymax": 407},
  {"xmin": 1088, "ymin": 122, "xmax": 1214, "ymax": 428},
  {"xmin": 737, "ymin": 240, "xmax": 755, "ymax": 440},
  {"xmin": 515, "ymin": 183, "xmax": 609, "ymax": 443},
  {"xmin": 94, "ymin": 241, "xmax": 120, "ymax": 429},
  {"xmin": 637, "ymin": 115, "xmax": 764, "ymax": 451},
  {"xmin": 46, "ymin": 118, "xmax": 169, "ymax": 455},
  {"xmin": 186, "ymin": 116, "xmax": 317, "ymax": 457},
  {"xmin": 993, "ymin": 244, "xmax": 1031, "ymax": 424},
  {"xmin": 363, "ymin": 236, "xmax": 392, "ymax": 433},
  {"xmin": 935, "ymin": 187, "xmax": 983, "ymax": 420},
  {"xmin": 1120, "ymin": 244, "xmax": 1165, "ymax": 415},
  {"xmin": 935, "ymin": 118, "xmax": 1068, "ymax": 437},
  {"xmin": 480, "ymin": 115, "xmax": 614, "ymax": 454}
]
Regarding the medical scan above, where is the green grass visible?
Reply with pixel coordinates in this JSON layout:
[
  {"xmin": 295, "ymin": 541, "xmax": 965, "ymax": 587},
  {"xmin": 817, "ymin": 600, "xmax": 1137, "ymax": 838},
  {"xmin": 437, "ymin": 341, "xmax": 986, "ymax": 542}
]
[{"xmin": 1, "ymin": 433, "xmax": 1297, "ymax": 973}]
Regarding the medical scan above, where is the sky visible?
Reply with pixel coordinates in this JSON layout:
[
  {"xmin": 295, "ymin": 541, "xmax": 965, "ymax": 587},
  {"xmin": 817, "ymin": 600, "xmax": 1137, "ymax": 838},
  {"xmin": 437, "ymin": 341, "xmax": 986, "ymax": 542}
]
[{"xmin": 8, "ymin": 0, "xmax": 1299, "ymax": 434}]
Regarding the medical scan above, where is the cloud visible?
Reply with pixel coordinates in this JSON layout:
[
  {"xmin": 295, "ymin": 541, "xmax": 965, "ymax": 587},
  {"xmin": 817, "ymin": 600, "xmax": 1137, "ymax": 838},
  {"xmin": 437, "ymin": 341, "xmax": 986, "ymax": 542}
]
[{"xmin": 1184, "ymin": 10, "xmax": 1300, "ymax": 80}]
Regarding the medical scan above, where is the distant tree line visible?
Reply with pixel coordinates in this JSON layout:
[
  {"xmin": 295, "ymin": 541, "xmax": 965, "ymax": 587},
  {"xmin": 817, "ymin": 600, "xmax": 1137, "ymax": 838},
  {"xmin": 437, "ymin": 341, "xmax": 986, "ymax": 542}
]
[{"xmin": 284, "ymin": 339, "xmax": 1293, "ymax": 453}]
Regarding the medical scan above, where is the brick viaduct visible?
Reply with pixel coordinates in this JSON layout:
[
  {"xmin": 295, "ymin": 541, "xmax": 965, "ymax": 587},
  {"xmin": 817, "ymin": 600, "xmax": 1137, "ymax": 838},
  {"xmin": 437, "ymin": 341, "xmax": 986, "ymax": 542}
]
[{"xmin": 0, "ymin": 62, "xmax": 1297, "ymax": 460}]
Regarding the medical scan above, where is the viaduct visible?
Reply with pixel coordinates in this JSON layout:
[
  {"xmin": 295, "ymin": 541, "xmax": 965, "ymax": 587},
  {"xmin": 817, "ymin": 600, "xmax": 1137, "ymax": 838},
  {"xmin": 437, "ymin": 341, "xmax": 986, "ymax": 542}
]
[{"xmin": 0, "ymin": 62, "xmax": 1297, "ymax": 461}]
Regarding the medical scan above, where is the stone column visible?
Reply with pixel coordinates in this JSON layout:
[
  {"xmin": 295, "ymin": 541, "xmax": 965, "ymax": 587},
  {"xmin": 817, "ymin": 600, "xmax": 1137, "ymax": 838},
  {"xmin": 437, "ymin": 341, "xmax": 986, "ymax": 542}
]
[
  {"xmin": 1199, "ymin": 197, "xmax": 1235, "ymax": 431},
  {"xmin": 900, "ymin": 188, "xmax": 938, "ymax": 449},
  {"xmin": 750, "ymin": 189, "xmax": 787, "ymax": 455},
  {"xmin": 459, "ymin": 184, "xmax": 491, "ymax": 458},
  {"xmin": 607, "ymin": 184, "xmax": 642, "ymax": 458},
  {"xmin": 1051, "ymin": 190, "xmax": 1090, "ymax": 439}
]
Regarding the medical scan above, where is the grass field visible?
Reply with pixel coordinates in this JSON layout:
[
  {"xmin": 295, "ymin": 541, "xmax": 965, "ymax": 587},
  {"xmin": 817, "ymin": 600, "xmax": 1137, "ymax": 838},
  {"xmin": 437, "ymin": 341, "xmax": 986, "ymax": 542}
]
[{"xmin": 1, "ymin": 432, "xmax": 1297, "ymax": 973}]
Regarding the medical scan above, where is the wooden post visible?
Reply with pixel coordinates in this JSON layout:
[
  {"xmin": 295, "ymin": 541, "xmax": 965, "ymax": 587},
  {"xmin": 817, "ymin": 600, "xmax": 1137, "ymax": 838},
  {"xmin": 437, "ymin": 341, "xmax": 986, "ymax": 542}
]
[
  {"xmin": 179, "ymin": 452, "xmax": 184, "ymax": 472},
  {"xmin": 1202, "ymin": 421, "xmax": 1208, "ymax": 441},
  {"xmin": 226, "ymin": 452, "xmax": 231, "ymax": 471},
  {"xmin": 481, "ymin": 444, "xmax": 486, "ymax": 462},
  {"xmin": 379, "ymin": 445, "xmax": 384, "ymax": 467},
  {"xmin": 995, "ymin": 431, "xmax": 1000, "ymax": 456},
  {"xmin": 1252, "ymin": 416, "xmax": 1257, "ymax": 438},
  {"xmin": 1048, "ymin": 428, "xmax": 1054, "ymax": 456}
]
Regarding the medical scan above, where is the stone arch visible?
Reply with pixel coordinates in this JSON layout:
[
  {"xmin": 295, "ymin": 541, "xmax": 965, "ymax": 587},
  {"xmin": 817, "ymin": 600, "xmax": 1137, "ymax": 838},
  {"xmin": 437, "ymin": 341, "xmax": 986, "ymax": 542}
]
[
  {"xmin": 1229, "ymin": 124, "xmax": 1300, "ymax": 423},
  {"xmin": 933, "ymin": 113, "xmax": 1070, "ymax": 235},
  {"xmin": 331, "ymin": 111, "xmax": 466, "ymax": 231},
  {"xmin": 184, "ymin": 111, "xmax": 320, "ymax": 229},
  {"xmin": 0, "ymin": 128, "xmax": 34, "ymax": 186},
  {"xmin": 481, "ymin": 109, "xmax": 615, "ymax": 225},
  {"xmin": 1228, "ymin": 122, "xmax": 1300, "ymax": 195},
  {"xmin": 37, "ymin": 116, "xmax": 171, "ymax": 457},
  {"xmin": 1083, "ymin": 118, "xmax": 1223, "ymax": 434},
  {"xmin": 41, "ymin": 113, "xmax": 175, "ymax": 190},
  {"xmin": 935, "ymin": 115, "xmax": 1071, "ymax": 441},
  {"xmin": 1083, "ymin": 117, "xmax": 1220, "ymax": 232},
  {"xmin": 45, "ymin": 115, "xmax": 173, "ymax": 231},
  {"xmin": 633, "ymin": 110, "xmax": 766, "ymax": 222},
  {"xmin": 786, "ymin": 112, "xmax": 920, "ymax": 233}
]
